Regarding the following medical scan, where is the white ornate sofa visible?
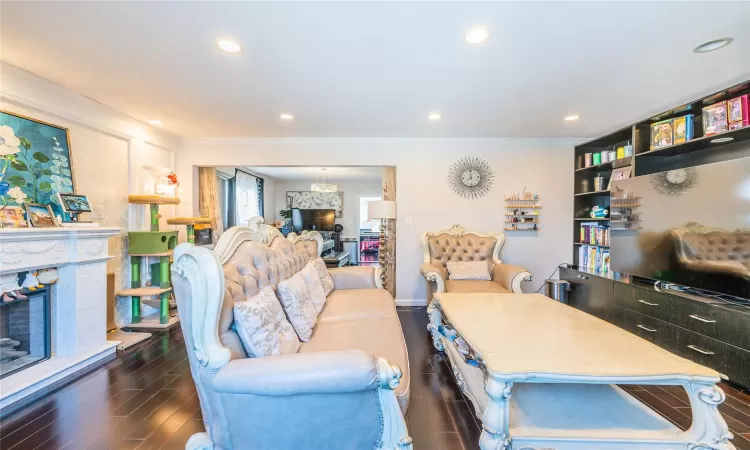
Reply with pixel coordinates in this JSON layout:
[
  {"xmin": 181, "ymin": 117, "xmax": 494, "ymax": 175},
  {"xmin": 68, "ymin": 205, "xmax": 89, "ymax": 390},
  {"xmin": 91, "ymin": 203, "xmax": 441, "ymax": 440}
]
[
  {"xmin": 170, "ymin": 222, "xmax": 412, "ymax": 450},
  {"xmin": 419, "ymin": 225, "xmax": 532, "ymax": 302}
]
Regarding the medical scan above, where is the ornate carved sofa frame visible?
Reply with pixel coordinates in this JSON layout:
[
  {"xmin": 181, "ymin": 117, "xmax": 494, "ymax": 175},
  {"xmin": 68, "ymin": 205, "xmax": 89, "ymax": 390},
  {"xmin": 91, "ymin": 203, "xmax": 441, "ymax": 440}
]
[
  {"xmin": 419, "ymin": 225, "xmax": 532, "ymax": 302},
  {"xmin": 171, "ymin": 220, "xmax": 412, "ymax": 450}
]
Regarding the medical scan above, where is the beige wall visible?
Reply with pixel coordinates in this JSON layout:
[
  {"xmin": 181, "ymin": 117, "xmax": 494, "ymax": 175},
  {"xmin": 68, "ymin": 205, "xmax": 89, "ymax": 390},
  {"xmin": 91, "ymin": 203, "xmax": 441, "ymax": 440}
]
[
  {"xmin": 177, "ymin": 138, "xmax": 576, "ymax": 303},
  {"xmin": 0, "ymin": 62, "xmax": 180, "ymax": 325}
]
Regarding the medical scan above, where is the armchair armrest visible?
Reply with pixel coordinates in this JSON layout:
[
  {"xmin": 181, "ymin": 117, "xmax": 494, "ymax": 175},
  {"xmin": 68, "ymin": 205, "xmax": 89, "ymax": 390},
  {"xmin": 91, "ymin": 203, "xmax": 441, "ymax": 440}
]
[
  {"xmin": 420, "ymin": 263, "xmax": 446, "ymax": 293},
  {"xmin": 328, "ymin": 266, "xmax": 380, "ymax": 289},
  {"xmin": 214, "ymin": 350, "xmax": 379, "ymax": 395},
  {"xmin": 492, "ymin": 263, "xmax": 532, "ymax": 293}
]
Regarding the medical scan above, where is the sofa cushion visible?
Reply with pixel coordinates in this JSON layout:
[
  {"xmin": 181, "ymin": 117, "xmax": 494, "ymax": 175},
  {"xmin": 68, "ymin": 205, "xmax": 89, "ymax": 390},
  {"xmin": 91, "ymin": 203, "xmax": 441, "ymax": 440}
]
[
  {"xmin": 299, "ymin": 317, "xmax": 410, "ymax": 413},
  {"xmin": 233, "ymin": 286, "xmax": 301, "ymax": 357},
  {"xmin": 318, "ymin": 289, "xmax": 397, "ymax": 323},
  {"xmin": 277, "ymin": 272, "xmax": 318, "ymax": 341},
  {"xmin": 447, "ymin": 261, "xmax": 491, "ymax": 280},
  {"xmin": 445, "ymin": 279, "xmax": 511, "ymax": 294},
  {"xmin": 310, "ymin": 257, "xmax": 335, "ymax": 296},
  {"xmin": 300, "ymin": 262, "xmax": 327, "ymax": 314}
]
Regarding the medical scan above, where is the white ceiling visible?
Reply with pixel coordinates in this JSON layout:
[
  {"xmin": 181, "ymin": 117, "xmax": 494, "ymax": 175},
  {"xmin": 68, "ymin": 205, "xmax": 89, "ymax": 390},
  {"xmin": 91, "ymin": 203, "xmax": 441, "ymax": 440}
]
[
  {"xmin": 247, "ymin": 166, "xmax": 382, "ymax": 182},
  {"xmin": 1, "ymin": 1, "xmax": 749, "ymax": 138}
]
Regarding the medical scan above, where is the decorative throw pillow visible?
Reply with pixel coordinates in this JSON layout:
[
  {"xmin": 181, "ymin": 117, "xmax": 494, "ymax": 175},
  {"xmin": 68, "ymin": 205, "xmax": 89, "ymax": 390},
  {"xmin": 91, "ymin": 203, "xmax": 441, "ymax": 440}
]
[
  {"xmin": 311, "ymin": 257, "xmax": 335, "ymax": 296},
  {"xmin": 277, "ymin": 272, "xmax": 318, "ymax": 341},
  {"xmin": 233, "ymin": 286, "xmax": 300, "ymax": 357},
  {"xmin": 300, "ymin": 262, "xmax": 327, "ymax": 314},
  {"xmin": 446, "ymin": 261, "xmax": 491, "ymax": 281}
]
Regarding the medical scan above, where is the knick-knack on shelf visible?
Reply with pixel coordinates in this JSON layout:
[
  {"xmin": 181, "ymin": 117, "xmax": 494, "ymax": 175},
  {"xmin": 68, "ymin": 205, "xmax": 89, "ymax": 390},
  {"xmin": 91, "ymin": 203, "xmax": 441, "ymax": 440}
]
[
  {"xmin": 21, "ymin": 272, "xmax": 43, "ymax": 291},
  {"xmin": 37, "ymin": 268, "xmax": 59, "ymax": 285},
  {"xmin": 1, "ymin": 273, "xmax": 27, "ymax": 302}
]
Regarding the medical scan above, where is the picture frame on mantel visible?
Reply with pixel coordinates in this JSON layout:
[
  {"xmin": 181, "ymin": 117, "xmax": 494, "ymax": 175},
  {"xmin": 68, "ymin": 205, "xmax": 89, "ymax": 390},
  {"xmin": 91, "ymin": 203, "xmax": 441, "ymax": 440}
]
[
  {"xmin": 24, "ymin": 203, "xmax": 59, "ymax": 227},
  {"xmin": 0, "ymin": 205, "xmax": 28, "ymax": 228},
  {"xmin": 0, "ymin": 110, "xmax": 76, "ymax": 221}
]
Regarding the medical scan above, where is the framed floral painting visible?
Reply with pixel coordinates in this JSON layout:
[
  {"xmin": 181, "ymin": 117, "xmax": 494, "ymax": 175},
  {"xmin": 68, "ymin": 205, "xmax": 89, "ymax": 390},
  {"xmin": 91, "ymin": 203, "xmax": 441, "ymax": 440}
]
[{"xmin": 0, "ymin": 111, "xmax": 75, "ymax": 220}]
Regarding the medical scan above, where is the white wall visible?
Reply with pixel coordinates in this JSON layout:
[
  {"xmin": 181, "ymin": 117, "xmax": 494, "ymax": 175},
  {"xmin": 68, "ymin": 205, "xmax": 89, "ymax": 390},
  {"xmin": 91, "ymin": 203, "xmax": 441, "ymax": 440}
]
[
  {"xmin": 177, "ymin": 138, "xmax": 576, "ymax": 303},
  {"xmin": 0, "ymin": 62, "xmax": 180, "ymax": 325},
  {"xmin": 273, "ymin": 180, "xmax": 382, "ymax": 238}
]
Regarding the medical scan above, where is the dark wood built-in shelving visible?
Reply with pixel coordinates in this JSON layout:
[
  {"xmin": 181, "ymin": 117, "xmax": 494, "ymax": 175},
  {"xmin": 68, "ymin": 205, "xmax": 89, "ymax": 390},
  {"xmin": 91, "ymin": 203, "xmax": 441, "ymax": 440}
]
[
  {"xmin": 573, "ymin": 78, "xmax": 750, "ymax": 268},
  {"xmin": 575, "ymin": 190, "xmax": 610, "ymax": 197},
  {"xmin": 567, "ymin": 79, "xmax": 750, "ymax": 391}
]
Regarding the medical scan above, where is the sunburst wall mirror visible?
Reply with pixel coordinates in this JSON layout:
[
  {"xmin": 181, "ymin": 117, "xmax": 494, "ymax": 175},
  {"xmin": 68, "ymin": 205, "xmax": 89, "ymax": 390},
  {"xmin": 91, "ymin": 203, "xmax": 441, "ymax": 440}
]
[{"xmin": 448, "ymin": 157, "xmax": 494, "ymax": 199}]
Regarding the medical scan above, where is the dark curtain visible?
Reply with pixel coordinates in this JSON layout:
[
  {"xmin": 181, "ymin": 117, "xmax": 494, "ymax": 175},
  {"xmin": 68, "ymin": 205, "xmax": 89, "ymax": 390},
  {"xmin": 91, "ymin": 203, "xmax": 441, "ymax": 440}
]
[
  {"xmin": 257, "ymin": 177, "xmax": 265, "ymax": 218},
  {"xmin": 227, "ymin": 175, "xmax": 237, "ymax": 228}
]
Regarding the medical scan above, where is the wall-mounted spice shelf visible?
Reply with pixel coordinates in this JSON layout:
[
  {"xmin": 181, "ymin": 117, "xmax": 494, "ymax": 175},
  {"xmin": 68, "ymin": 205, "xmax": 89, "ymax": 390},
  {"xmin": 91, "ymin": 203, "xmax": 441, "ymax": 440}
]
[{"xmin": 504, "ymin": 191, "xmax": 541, "ymax": 232}]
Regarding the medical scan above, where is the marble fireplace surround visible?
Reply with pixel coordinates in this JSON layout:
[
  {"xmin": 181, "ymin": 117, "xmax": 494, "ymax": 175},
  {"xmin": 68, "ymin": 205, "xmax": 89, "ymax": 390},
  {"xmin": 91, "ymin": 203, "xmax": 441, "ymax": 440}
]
[{"xmin": 0, "ymin": 227, "xmax": 121, "ymax": 409}]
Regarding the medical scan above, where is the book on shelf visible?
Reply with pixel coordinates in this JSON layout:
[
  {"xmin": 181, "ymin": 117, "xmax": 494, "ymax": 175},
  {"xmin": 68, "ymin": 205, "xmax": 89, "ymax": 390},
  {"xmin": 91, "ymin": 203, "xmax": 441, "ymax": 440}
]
[
  {"xmin": 578, "ymin": 245, "xmax": 610, "ymax": 273},
  {"xmin": 579, "ymin": 222, "xmax": 610, "ymax": 246}
]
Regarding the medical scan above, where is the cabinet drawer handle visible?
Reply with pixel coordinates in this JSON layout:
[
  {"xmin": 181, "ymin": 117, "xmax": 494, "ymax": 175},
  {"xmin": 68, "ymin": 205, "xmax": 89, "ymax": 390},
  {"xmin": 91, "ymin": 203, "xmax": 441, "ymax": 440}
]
[
  {"xmin": 687, "ymin": 345, "xmax": 715, "ymax": 356},
  {"xmin": 637, "ymin": 299, "xmax": 659, "ymax": 306},
  {"xmin": 689, "ymin": 314, "xmax": 716, "ymax": 324},
  {"xmin": 636, "ymin": 324, "xmax": 657, "ymax": 332}
]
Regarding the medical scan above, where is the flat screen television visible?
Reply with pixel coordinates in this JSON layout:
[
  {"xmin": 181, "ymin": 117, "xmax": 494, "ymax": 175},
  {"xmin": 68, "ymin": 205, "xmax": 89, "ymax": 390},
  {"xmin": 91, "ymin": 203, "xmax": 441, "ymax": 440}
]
[
  {"xmin": 291, "ymin": 208, "xmax": 336, "ymax": 232},
  {"xmin": 610, "ymin": 157, "xmax": 750, "ymax": 301}
]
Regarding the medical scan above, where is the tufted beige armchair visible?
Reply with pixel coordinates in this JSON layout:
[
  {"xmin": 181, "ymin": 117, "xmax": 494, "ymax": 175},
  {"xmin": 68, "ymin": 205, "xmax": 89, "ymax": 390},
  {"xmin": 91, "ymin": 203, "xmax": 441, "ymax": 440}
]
[{"xmin": 419, "ymin": 225, "xmax": 532, "ymax": 302}]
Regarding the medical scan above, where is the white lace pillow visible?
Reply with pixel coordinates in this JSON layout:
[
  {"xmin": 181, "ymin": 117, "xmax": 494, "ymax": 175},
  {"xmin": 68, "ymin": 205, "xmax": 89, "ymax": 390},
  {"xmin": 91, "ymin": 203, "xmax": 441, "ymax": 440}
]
[
  {"xmin": 300, "ymin": 262, "xmax": 327, "ymax": 314},
  {"xmin": 233, "ymin": 286, "xmax": 300, "ymax": 357},
  {"xmin": 310, "ymin": 257, "xmax": 335, "ymax": 296},
  {"xmin": 446, "ymin": 261, "xmax": 491, "ymax": 281},
  {"xmin": 277, "ymin": 272, "xmax": 317, "ymax": 341}
]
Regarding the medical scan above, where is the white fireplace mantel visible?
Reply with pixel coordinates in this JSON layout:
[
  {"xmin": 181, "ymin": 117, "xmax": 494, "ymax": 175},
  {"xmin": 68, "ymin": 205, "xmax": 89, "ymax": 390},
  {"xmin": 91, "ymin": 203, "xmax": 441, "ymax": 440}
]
[{"xmin": 0, "ymin": 226, "xmax": 121, "ymax": 408}]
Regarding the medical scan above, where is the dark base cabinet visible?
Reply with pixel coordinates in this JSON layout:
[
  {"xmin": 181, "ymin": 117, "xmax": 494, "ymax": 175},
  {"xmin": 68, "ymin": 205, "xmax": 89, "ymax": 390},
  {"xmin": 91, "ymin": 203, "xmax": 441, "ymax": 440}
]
[
  {"xmin": 560, "ymin": 267, "xmax": 750, "ymax": 389},
  {"xmin": 560, "ymin": 267, "xmax": 613, "ymax": 323}
]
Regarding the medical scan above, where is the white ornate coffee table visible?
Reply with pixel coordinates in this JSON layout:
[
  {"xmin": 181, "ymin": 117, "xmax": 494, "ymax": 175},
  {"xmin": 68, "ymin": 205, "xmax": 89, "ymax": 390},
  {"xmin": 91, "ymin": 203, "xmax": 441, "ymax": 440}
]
[{"xmin": 428, "ymin": 293, "xmax": 735, "ymax": 450}]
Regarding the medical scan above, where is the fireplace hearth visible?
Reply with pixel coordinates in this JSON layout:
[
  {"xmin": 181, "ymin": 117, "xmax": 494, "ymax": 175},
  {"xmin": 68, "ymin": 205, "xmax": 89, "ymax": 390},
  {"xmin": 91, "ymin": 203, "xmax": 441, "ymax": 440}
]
[{"xmin": 0, "ymin": 286, "xmax": 51, "ymax": 379}]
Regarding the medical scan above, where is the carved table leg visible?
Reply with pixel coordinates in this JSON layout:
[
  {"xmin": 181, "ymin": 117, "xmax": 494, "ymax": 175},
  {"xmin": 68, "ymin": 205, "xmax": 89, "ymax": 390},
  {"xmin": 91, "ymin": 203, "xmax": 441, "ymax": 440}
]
[
  {"xmin": 683, "ymin": 383, "xmax": 735, "ymax": 450},
  {"xmin": 426, "ymin": 297, "xmax": 445, "ymax": 351},
  {"xmin": 479, "ymin": 378, "xmax": 513, "ymax": 450}
]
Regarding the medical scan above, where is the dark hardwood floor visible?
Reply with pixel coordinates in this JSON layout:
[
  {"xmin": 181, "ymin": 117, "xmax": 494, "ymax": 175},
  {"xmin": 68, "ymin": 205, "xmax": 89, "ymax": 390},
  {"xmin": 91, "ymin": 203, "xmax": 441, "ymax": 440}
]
[{"xmin": 1, "ymin": 307, "xmax": 749, "ymax": 449}]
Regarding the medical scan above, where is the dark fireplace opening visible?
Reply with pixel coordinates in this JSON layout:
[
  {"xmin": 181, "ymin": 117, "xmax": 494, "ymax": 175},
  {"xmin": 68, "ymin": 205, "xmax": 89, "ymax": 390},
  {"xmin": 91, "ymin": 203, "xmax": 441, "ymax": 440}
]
[{"xmin": 0, "ymin": 285, "xmax": 51, "ymax": 379}]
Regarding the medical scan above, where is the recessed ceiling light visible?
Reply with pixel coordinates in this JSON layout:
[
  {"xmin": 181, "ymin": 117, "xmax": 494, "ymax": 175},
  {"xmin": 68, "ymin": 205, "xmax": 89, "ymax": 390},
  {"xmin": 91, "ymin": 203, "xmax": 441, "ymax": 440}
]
[
  {"xmin": 428, "ymin": 112, "xmax": 442, "ymax": 121},
  {"xmin": 217, "ymin": 39, "xmax": 242, "ymax": 53},
  {"xmin": 279, "ymin": 113, "xmax": 294, "ymax": 120},
  {"xmin": 710, "ymin": 136, "xmax": 734, "ymax": 144},
  {"xmin": 693, "ymin": 38, "xmax": 732, "ymax": 53},
  {"xmin": 465, "ymin": 26, "xmax": 489, "ymax": 44},
  {"xmin": 564, "ymin": 115, "xmax": 581, "ymax": 121},
  {"xmin": 148, "ymin": 119, "xmax": 162, "ymax": 126}
]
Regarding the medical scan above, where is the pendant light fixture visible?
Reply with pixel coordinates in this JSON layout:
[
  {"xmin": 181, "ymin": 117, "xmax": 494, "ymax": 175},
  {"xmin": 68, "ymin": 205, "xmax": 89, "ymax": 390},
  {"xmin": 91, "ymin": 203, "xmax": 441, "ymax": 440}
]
[{"xmin": 311, "ymin": 168, "xmax": 338, "ymax": 192}]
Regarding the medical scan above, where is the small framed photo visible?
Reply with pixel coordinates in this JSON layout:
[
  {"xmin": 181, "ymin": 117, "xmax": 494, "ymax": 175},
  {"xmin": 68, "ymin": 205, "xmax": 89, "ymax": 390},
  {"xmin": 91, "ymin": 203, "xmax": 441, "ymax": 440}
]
[
  {"xmin": 0, "ymin": 206, "xmax": 29, "ymax": 228},
  {"xmin": 24, "ymin": 203, "xmax": 58, "ymax": 227},
  {"xmin": 608, "ymin": 167, "xmax": 632, "ymax": 190},
  {"xmin": 57, "ymin": 193, "xmax": 92, "ymax": 213}
]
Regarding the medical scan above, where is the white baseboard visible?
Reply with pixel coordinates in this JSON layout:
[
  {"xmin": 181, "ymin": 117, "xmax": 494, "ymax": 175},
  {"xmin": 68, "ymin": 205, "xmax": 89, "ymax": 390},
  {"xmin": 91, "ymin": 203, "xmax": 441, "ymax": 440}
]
[{"xmin": 395, "ymin": 298, "xmax": 427, "ymax": 307}]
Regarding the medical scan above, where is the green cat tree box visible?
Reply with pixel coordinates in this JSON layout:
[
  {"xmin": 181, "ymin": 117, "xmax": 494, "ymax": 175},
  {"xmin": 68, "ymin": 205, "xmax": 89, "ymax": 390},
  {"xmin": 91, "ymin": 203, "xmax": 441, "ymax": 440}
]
[{"xmin": 128, "ymin": 231, "xmax": 178, "ymax": 255}]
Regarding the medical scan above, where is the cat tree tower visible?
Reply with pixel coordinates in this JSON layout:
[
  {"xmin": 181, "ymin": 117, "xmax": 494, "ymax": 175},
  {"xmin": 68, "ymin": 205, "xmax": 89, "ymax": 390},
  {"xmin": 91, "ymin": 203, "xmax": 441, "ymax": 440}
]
[{"xmin": 117, "ymin": 194, "xmax": 180, "ymax": 331}]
